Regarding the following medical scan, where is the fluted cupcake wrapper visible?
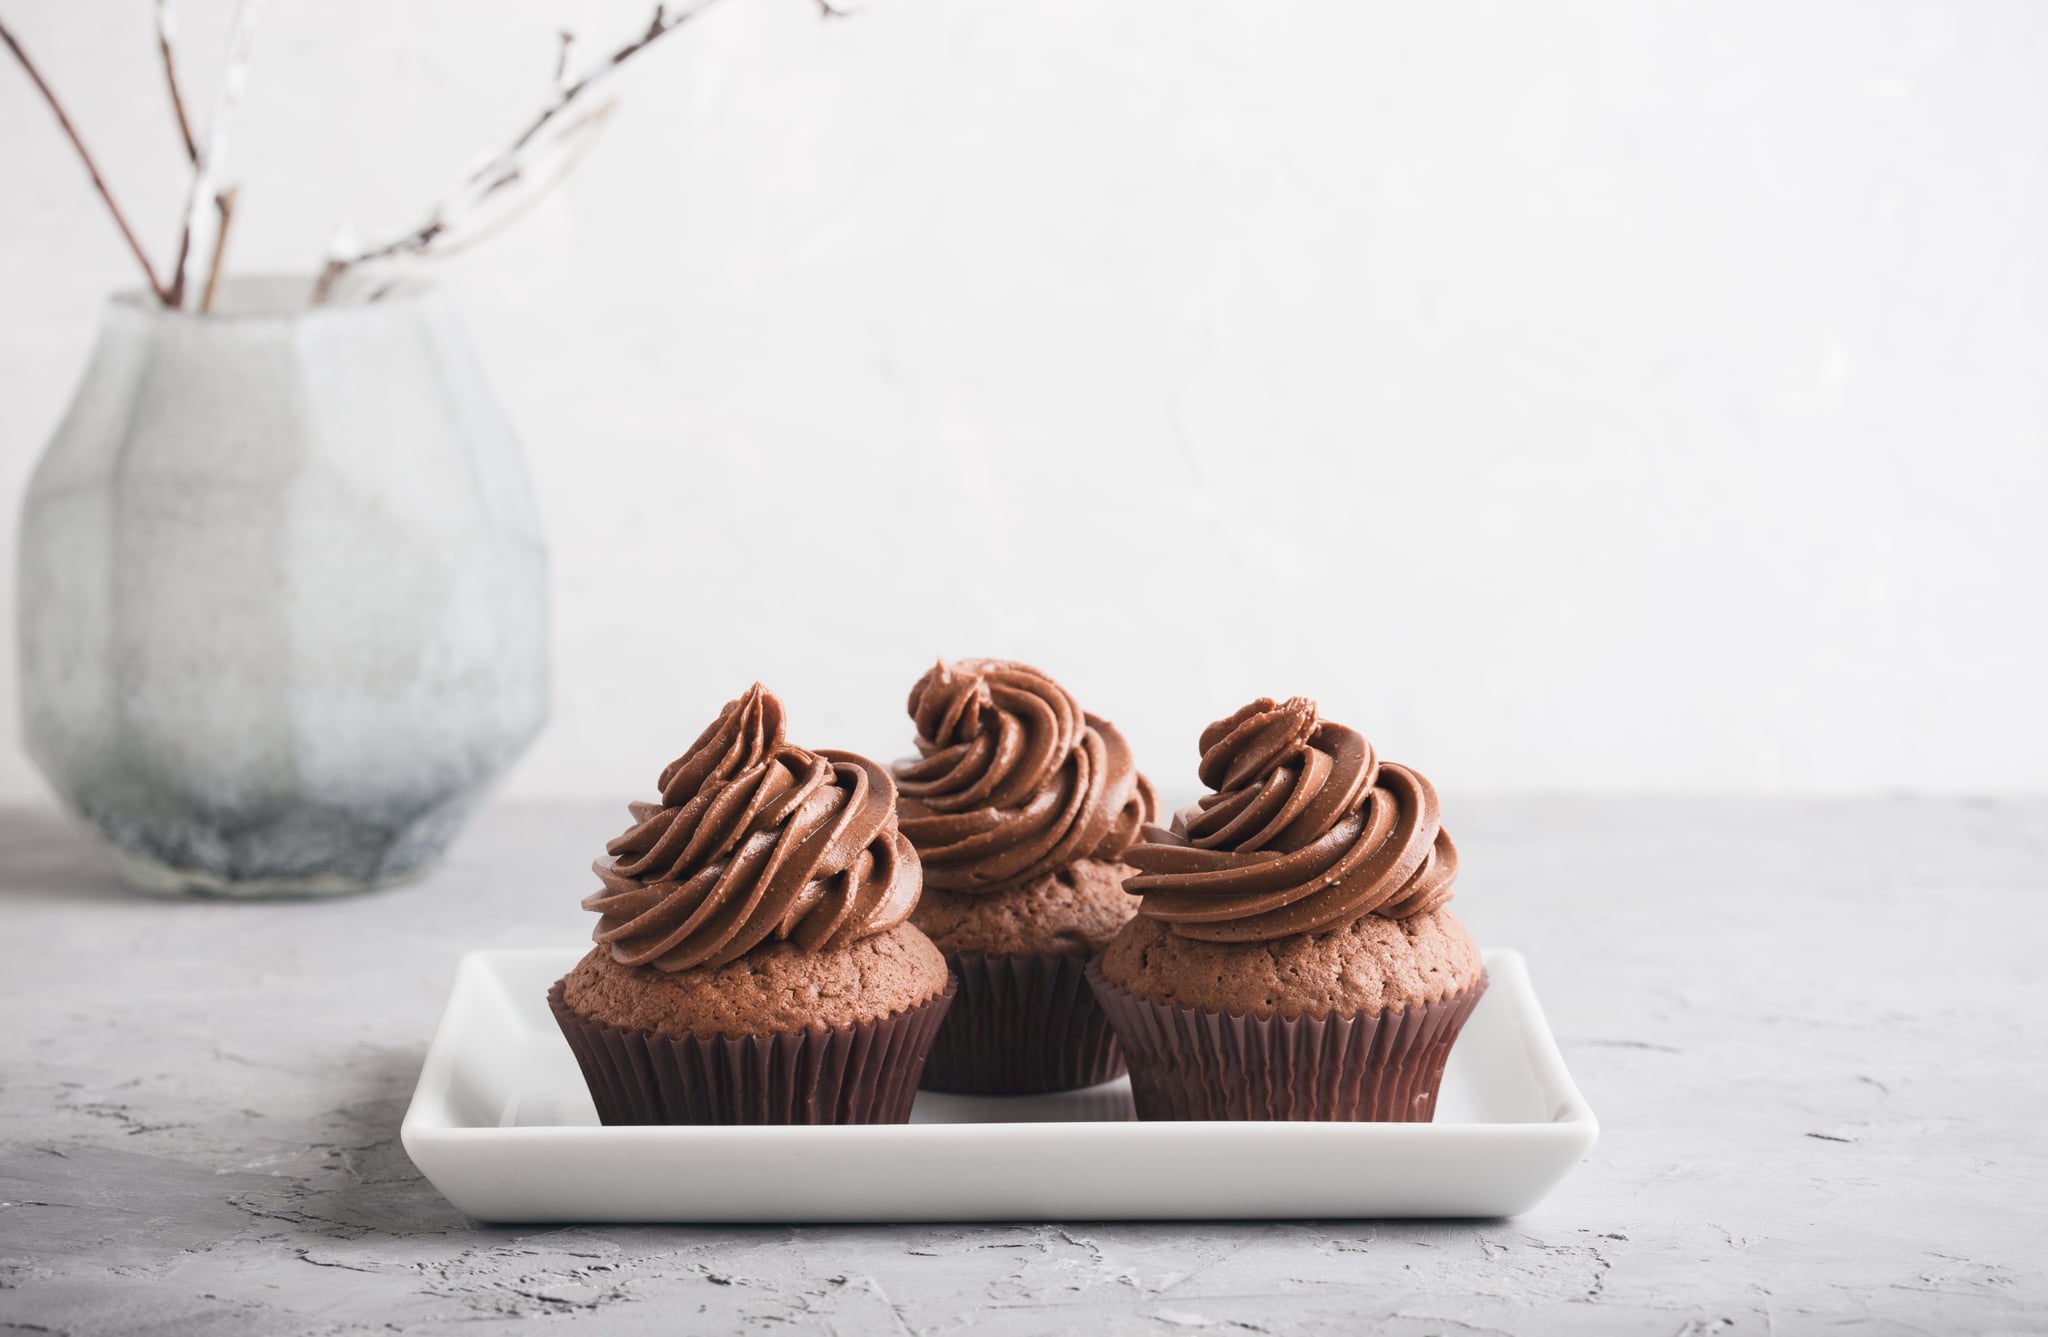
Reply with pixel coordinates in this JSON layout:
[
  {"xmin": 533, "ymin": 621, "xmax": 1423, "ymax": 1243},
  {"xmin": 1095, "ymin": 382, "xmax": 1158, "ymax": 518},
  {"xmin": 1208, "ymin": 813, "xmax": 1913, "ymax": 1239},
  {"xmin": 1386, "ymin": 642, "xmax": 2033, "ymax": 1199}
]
[
  {"xmin": 548, "ymin": 976, "xmax": 956, "ymax": 1126},
  {"xmin": 1086, "ymin": 960, "xmax": 1487, "ymax": 1122},
  {"xmin": 917, "ymin": 951, "xmax": 1127, "ymax": 1095}
]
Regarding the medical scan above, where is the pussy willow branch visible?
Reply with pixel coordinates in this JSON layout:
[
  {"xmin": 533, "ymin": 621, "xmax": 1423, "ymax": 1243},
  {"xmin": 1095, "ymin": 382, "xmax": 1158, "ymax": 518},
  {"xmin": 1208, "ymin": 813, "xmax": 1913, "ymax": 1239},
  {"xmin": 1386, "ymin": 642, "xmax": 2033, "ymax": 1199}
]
[
  {"xmin": 200, "ymin": 187, "xmax": 236, "ymax": 313},
  {"xmin": 553, "ymin": 30, "xmax": 574, "ymax": 88},
  {"xmin": 171, "ymin": 0, "xmax": 264, "ymax": 309},
  {"xmin": 492, "ymin": 0, "xmax": 725, "ymax": 169},
  {"xmin": 309, "ymin": 100, "xmax": 615, "ymax": 303},
  {"xmin": 0, "ymin": 16, "xmax": 172, "ymax": 303},
  {"xmin": 425, "ymin": 102, "xmax": 616, "ymax": 260},
  {"xmin": 314, "ymin": 0, "xmax": 734, "ymax": 303},
  {"xmin": 153, "ymin": 0, "xmax": 199, "ymax": 165},
  {"xmin": 154, "ymin": 0, "xmax": 201, "ymax": 304}
]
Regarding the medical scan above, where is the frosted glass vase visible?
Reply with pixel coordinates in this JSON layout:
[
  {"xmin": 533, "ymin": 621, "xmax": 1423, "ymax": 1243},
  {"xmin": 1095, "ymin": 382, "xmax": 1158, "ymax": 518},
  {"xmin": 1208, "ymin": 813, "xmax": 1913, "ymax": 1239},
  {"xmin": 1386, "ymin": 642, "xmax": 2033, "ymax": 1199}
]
[{"xmin": 16, "ymin": 278, "xmax": 548, "ymax": 897}]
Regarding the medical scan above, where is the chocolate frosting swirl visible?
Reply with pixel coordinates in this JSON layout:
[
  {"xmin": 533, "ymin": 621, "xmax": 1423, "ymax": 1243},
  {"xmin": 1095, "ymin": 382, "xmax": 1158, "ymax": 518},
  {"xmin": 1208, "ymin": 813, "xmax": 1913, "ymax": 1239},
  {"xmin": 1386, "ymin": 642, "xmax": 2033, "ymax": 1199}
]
[
  {"xmin": 584, "ymin": 684, "xmax": 921, "ymax": 971},
  {"xmin": 892, "ymin": 659, "xmax": 1156, "ymax": 893},
  {"xmin": 1123, "ymin": 696, "xmax": 1458, "ymax": 942}
]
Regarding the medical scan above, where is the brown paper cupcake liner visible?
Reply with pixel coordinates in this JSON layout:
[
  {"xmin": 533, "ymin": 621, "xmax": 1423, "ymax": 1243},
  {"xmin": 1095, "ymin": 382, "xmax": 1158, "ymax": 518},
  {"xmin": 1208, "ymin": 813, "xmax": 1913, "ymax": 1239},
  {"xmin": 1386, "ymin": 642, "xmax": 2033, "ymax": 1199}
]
[
  {"xmin": 548, "ymin": 976, "xmax": 956, "ymax": 1126},
  {"xmin": 917, "ymin": 951, "xmax": 1126, "ymax": 1095},
  {"xmin": 1086, "ymin": 960, "xmax": 1487, "ymax": 1122}
]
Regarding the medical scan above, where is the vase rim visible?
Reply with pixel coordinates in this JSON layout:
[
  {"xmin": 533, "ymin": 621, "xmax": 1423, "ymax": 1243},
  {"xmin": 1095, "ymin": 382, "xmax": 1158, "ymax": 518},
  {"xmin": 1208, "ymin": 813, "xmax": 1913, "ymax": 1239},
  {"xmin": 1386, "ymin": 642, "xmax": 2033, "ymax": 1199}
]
[{"xmin": 109, "ymin": 273, "xmax": 441, "ymax": 323}]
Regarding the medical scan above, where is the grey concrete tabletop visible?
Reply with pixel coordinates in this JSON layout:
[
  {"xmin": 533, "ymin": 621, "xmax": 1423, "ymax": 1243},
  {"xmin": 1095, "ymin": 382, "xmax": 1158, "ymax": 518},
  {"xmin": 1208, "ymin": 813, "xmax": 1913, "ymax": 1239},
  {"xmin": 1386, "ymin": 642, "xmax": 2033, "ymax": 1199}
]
[{"xmin": 2, "ymin": 798, "xmax": 2042, "ymax": 1336}]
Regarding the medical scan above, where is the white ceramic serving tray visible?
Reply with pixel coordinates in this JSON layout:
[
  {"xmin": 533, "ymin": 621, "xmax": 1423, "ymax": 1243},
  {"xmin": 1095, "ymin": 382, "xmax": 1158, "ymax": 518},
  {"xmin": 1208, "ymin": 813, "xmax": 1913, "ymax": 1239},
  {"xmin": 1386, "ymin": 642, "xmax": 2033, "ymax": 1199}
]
[{"xmin": 401, "ymin": 947, "xmax": 1596, "ymax": 1223}]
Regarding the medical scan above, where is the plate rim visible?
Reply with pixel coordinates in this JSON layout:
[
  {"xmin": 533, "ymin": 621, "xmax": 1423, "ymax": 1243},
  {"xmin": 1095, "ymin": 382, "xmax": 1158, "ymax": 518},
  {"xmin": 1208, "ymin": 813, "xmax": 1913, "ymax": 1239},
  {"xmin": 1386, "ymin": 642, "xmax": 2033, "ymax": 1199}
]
[{"xmin": 401, "ymin": 945, "xmax": 1598, "ymax": 1145}]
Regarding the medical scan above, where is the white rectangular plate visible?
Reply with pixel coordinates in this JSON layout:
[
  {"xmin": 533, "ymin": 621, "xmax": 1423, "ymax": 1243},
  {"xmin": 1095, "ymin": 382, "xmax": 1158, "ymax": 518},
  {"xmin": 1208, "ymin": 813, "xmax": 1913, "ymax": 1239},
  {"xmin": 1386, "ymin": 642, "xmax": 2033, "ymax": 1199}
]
[{"xmin": 401, "ymin": 947, "xmax": 1596, "ymax": 1223}]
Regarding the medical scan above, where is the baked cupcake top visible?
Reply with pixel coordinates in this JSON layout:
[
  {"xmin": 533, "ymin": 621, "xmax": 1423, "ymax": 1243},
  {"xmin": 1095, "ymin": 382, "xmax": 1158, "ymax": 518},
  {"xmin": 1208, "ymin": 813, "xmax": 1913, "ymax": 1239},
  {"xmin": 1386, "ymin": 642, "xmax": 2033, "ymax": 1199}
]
[
  {"xmin": 892, "ymin": 659, "xmax": 1156, "ymax": 893},
  {"xmin": 1123, "ymin": 696, "xmax": 1458, "ymax": 942},
  {"xmin": 584, "ymin": 684, "xmax": 921, "ymax": 971}
]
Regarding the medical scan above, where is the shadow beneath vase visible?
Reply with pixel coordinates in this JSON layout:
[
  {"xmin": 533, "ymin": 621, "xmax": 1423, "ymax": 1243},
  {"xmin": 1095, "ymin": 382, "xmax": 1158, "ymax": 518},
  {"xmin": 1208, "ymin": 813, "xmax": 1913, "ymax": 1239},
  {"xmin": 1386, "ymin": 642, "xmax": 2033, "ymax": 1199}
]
[
  {"xmin": 0, "ymin": 804, "xmax": 135, "ymax": 905},
  {"xmin": 0, "ymin": 803, "xmax": 430, "ymax": 907}
]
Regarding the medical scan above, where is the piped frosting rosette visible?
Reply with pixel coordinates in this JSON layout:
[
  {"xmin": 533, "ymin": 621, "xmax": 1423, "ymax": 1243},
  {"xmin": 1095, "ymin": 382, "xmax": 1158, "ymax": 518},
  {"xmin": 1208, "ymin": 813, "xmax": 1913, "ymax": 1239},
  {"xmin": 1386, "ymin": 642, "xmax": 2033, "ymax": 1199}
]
[
  {"xmin": 1123, "ymin": 696, "xmax": 1458, "ymax": 942},
  {"xmin": 892, "ymin": 659, "xmax": 1157, "ymax": 893},
  {"xmin": 584, "ymin": 684, "xmax": 921, "ymax": 970}
]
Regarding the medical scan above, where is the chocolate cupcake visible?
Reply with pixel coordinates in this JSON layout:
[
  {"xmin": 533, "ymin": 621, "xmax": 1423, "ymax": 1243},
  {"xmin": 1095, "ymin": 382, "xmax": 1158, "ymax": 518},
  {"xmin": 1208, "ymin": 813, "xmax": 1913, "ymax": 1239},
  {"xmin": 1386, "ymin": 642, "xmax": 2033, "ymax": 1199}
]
[
  {"xmin": 550, "ymin": 684, "xmax": 954, "ymax": 1125},
  {"xmin": 893, "ymin": 660, "xmax": 1157, "ymax": 1094},
  {"xmin": 1090, "ymin": 696, "xmax": 1486, "ymax": 1122}
]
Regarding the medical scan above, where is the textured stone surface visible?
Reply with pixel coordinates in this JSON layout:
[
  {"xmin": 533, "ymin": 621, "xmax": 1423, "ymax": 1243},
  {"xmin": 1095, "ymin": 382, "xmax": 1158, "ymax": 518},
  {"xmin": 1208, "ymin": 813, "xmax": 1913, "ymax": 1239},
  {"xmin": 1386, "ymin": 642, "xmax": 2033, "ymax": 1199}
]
[{"xmin": 2, "ymin": 798, "xmax": 2043, "ymax": 1335}]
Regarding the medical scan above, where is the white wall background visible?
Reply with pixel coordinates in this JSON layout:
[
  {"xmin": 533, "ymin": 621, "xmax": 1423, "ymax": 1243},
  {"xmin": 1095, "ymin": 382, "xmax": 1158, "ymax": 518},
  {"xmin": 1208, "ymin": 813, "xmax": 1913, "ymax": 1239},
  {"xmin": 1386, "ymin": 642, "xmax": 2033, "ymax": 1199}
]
[{"xmin": 2, "ymin": 0, "xmax": 2044, "ymax": 804}]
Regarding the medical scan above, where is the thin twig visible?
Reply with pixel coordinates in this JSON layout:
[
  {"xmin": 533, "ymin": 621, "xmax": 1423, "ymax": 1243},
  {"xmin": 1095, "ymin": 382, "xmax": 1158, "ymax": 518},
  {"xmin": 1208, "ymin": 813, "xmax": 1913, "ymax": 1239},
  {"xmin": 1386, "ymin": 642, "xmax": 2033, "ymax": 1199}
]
[
  {"xmin": 154, "ymin": 0, "xmax": 199, "ymax": 164},
  {"xmin": 315, "ymin": 0, "xmax": 729, "ymax": 302},
  {"xmin": 0, "ymin": 17, "xmax": 171, "ymax": 303},
  {"xmin": 488, "ymin": 0, "xmax": 724, "ymax": 183},
  {"xmin": 426, "ymin": 103, "xmax": 615, "ymax": 259},
  {"xmin": 312, "ymin": 221, "xmax": 442, "ymax": 305},
  {"xmin": 172, "ymin": 0, "xmax": 265, "ymax": 309},
  {"xmin": 200, "ymin": 188, "xmax": 236, "ymax": 313},
  {"xmin": 553, "ymin": 30, "xmax": 574, "ymax": 90},
  {"xmin": 155, "ymin": 0, "xmax": 201, "ymax": 303}
]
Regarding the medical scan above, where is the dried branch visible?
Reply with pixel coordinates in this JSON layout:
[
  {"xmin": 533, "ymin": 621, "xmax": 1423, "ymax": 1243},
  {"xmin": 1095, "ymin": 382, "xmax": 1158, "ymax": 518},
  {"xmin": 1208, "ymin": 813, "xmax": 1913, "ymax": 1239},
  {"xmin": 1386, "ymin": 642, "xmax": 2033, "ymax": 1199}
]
[
  {"xmin": 200, "ymin": 188, "xmax": 236, "ymax": 313},
  {"xmin": 171, "ymin": 0, "xmax": 264, "ymax": 309},
  {"xmin": 154, "ymin": 0, "xmax": 199, "ymax": 165},
  {"xmin": 553, "ymin": 30, "xmax": 575, "ymax": 90},
  {"xmin": 312, "ymin": 103, "xmax": 611, "ymax": 304},
  {"xmin": 425, "ymin": 102, "xmax": 616, "ymax": 261},
  {"xmin": 315, "ymin": 0, "xmax": 731, "ymax": 303},
  {"xmin": 155, "ymin": 0, "xmax": 201, "ymax": 305},
  {"xmin": 0, "ymin": 17, "xmax": 172, "ymax": 303}
]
